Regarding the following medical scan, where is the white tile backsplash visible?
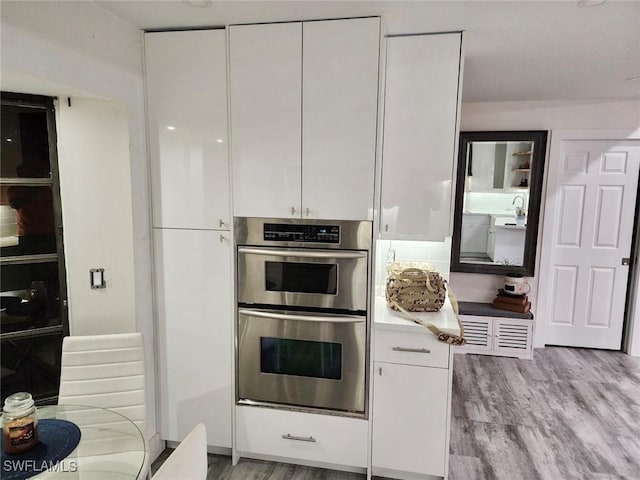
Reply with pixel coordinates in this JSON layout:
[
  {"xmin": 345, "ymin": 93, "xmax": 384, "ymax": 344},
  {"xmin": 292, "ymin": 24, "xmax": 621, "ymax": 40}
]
[
  {"xmin": 465, "ymin": 191, "xmax": 530, "ymax": 215},
  {"xmin": 375, "ymin": 238, "xmax": 451, "ymax": 296}
]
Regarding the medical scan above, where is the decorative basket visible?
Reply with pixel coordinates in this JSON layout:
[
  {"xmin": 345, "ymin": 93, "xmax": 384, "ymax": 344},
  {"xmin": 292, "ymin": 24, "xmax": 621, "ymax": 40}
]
[{"xmin": 385, "ymin": 266, "xmax": 447, "ymax": 313}]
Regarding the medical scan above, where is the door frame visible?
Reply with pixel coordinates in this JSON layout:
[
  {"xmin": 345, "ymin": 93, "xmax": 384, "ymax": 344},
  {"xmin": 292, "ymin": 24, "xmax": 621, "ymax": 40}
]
[{"xmin": 536, "ymin": 129, "xmax": 640, "ymax": 354}]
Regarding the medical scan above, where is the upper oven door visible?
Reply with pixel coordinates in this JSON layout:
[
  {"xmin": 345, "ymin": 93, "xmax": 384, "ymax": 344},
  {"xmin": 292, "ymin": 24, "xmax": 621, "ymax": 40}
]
[{"xmin": 237, "ymin": 247, "xmax": 368, "ymax": 312}]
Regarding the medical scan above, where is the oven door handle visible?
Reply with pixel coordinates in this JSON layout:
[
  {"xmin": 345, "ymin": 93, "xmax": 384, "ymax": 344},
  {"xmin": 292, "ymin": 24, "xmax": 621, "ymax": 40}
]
[
  {"xmin": 238, "ymin": 308, "xmax": 365, "ymax": 324},
  {"xmin": 238, "ymin": 247, "xmax": 367, "ymax": 259}
]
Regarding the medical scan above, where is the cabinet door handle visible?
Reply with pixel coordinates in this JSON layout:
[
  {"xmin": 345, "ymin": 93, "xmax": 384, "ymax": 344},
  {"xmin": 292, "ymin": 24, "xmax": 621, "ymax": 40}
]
[
  {"xmin": 282, "ymin": 434, "xmax": 316, "ymax": 443},
  {"xmin": 219, "ymin": 234, "xmax": 226, "ymax": 243},
  {"xmin": 392, "ymin": 347, "xmax": 431, "ymax": 354},
  {"xmin": 219, "ymin": 219, "xmax": 227, "ymax": 228},
  {"xmin": 305, "ymin": 207, "xmax": 311, "ymax": 216},
  {"xmin": 291, "ymin": 206, "xmax": 297, "ymax": 216},
  {"xmin": 378, "ymin": 367, "xmax": 383, "ymax": 376}
]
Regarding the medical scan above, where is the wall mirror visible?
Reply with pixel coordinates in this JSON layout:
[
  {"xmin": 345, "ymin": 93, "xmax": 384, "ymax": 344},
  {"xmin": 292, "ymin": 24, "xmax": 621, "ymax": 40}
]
[{"xmin": 451, "ymin": 130, "xmax": 547, "ymax": 276}]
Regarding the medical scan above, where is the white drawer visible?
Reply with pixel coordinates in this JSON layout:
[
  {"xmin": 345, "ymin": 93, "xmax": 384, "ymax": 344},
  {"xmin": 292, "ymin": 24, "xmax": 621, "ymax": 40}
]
[
  {"xmin": 374, "ymin": 328, "xmax": 450, "ymax": 368},
  {"xmin": 236, "ymin": 406, "xmax": 368, "ymax": 468}
]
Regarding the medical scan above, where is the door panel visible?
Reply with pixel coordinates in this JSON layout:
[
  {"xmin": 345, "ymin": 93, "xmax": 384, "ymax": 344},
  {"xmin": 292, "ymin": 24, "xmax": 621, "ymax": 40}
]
[
  {"xmin": 380, "ymin": 33, "xmax": 462, "ymax": 240},
  {"xmin": 154, "ymin": 229, "xmax": 232, "ymax": 446},
  {"xmin": 230, "ymin": 23, "xmax": 302, "ymax": 218},
  {"xmin": 372, "ymin": 362, "xmax": 448, "ymax": 476},
  {"xmin": 302, "ymin": 18, "xmax": 380, "ymax": 221},
  {"xmin": 145, "ymin": 30, "xmax": 230, "ymax": 229},
  {"xmin": 542, "ymin": 138, "xmax": 640, "ymax": 348}
]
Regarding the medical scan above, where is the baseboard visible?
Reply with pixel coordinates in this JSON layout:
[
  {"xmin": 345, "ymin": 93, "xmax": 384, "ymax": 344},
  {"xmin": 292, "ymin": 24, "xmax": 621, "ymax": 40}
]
[
  {"xmin": 372, "ymin": 466, "xmax": 442, "ymax": 480},
  {"xmin": 166, "ymin": 441, "xmax": 231, "ymax": 456},
  {"xmin": 237, "ymin": 451, "xmax": 367, "ymax": 474}
]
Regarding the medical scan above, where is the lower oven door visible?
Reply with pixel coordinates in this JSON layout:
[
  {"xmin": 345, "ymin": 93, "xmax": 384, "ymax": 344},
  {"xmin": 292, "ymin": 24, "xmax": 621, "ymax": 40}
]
[{"xmin": 237, "ymin": 308, "xmax": 366, "ymax": 415}]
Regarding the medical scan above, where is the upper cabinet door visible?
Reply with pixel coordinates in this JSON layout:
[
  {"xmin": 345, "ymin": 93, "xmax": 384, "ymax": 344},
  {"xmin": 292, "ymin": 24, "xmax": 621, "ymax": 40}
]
[
  {"xmin": 145, "ymin": 30, "xmax": 230, "ymax": 230},
  {"xmin": 302, "ymin": 18, "xmax": 380, "ymax": 221},
  {"xmin": 230, "ymin": 23, "xmax": 302, "ymax": 219},
  {"xmin": 381, "ymin": 33, "xmax": 463, "ymax": 240}
]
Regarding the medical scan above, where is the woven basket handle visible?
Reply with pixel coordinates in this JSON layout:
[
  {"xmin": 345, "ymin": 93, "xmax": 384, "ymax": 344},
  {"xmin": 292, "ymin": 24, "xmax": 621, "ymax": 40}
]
[
  {"xmin": 396, "ymin": 268, "xmax": 437, "ymax": 293},
  {"xmin": 397, "ymin": 267, "xmax": 428, "ymax": 278}
]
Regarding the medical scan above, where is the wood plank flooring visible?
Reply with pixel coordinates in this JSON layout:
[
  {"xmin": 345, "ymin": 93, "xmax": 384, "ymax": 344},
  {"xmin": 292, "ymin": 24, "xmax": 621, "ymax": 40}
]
[{"xmin": 152, "ymin": 347, "xmax": 640, "ymax": 479}]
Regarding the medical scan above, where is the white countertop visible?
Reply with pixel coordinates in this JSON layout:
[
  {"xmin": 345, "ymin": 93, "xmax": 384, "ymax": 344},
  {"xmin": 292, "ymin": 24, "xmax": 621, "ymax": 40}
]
[
  {"xmin": 491, "ymin": 215, "xmax": 526, "ymax": 230},
  {"xmin": 374, "ymin": 295, "xmax": 461, "ymax": 336}
]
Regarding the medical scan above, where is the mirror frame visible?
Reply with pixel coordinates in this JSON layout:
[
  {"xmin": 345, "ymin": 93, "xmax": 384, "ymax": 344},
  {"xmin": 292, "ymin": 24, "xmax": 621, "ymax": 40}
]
[{"xmin": 451, "ymin": 130, "xmax": 548, "ymax": 276}]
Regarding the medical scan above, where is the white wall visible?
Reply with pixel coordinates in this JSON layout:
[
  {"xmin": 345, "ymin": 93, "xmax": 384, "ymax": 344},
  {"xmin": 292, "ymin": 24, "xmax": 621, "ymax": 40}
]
[
  {"xmin": 1, "ymin": 1, "xmax": 159, "ymax": 451},
  {"xmin": 56, "ymin": 98, "xmax": 136, "ymax": 335},
  {"xmin": 451, "ymin": 99, "xmax": 640, "ymax": 348}
]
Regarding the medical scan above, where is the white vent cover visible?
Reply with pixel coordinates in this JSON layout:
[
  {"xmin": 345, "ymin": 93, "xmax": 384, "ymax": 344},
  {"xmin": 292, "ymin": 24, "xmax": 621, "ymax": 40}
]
[
  {"xmin": 496, "ymin": 322, "xmax": 529, "ymax": 349},
  {"xmin": 461, "ymin": 319, "xmax": 490, "ymax": 347}
]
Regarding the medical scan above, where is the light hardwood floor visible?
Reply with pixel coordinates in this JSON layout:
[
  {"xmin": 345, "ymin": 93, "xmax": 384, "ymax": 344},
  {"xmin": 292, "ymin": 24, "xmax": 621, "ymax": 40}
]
[{"xmin": 152, "ymin": 347, "xmax": 640, "ymax": 479}]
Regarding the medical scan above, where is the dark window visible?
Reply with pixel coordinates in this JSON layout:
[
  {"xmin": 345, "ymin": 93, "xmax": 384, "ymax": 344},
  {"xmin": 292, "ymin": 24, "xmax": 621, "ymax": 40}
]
[
  {"xmin": 260, "ymin": 337, "xmax": 342, "ymax": 380},
  {"xmin": 1, "ymin": 92, "xmax": 68, "ymax": 405},
  {"xmin": 265, "ymin": 261, "xmax": 337, "ymax": 295}
]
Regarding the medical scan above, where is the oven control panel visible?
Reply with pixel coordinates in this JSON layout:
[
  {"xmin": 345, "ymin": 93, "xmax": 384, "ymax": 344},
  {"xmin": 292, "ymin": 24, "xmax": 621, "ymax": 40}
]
[{"xmin": 263, "ymin": 224, "xmax": 340, "ymax": 243}]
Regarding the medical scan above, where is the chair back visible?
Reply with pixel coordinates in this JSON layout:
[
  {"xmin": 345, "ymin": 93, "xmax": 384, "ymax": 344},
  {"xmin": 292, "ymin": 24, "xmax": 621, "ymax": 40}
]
[
  {"xmin": 152, "ymin": 423, "xmax": 207, "ymax": 480},
  {"xmin": 58, "ymin": 332, "xmax": 146, "ymax": 433}
]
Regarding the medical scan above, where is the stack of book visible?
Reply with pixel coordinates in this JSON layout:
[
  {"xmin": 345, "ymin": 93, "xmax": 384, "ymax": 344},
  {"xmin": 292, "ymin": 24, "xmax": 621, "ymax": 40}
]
[{"xmin": 493, "ymin": 289, "xmax": 531, "ymax": 314}]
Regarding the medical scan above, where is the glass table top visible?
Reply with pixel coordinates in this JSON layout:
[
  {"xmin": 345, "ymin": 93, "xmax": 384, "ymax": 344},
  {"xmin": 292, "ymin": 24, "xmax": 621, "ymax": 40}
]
[{"xmin": 3, "ymin": 405, "xmax": 146, "ymax": 479}]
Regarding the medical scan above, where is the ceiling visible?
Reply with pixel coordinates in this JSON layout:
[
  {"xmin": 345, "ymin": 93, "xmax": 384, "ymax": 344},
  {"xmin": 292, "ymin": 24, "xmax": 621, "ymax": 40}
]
[{"xmin": 94, "ymin": 0, "xmax": 640, "ymax": 103}]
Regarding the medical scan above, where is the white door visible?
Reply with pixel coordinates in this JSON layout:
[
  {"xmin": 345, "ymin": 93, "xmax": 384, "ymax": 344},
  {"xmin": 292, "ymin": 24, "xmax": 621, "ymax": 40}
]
[
  {"xmin": 301, "ymin": 18, "xmax": 380, "ymax": 221},
  {"xmin": 229, "ymin": 23, "xmax": 302, "ymax": 218},
  {"xmin": 372, "ymin": 362, "xmax": 448, "ymax": 476},
  {"xmin": 145, "ymin": 30, "xmax": 230, "ymax": 230},
  {"xmin": 540, "ymin": 132, "xmax": 640, "ymax": 349},
  {"xmin": 154, "ymin": 228, "xmax": 232, "ymax": 447}
]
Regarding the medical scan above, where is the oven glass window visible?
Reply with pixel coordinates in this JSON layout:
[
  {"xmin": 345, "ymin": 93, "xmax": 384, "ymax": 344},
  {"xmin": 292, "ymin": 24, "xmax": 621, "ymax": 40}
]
[
  {"xmin": 265, "ymin": 262, "xmax": 337, "ymax": 295},
  {"xmin": 260, "ymin": 337, "xmax": 342, "ymax": 380}
]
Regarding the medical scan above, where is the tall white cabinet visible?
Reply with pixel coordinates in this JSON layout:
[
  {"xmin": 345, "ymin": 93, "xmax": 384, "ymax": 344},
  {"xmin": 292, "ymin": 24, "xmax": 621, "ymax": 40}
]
[
  {"xmin": 146, "ymin": 29, "xmax": 230, "ymax": 230},
  {"xmin": 230, "ymin": 18, "xmax": 380, "ymax": 221},
  {"xmin": 145, "ymin": 29, "xmax": 232, "ymax": 449},
  {"xmin": 380, "ymin": 33, "xmax": 463, "ymax": 240}
]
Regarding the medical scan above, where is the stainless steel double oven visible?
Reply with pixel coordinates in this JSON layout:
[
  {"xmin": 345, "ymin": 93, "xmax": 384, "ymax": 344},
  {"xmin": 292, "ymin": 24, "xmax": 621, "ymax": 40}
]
[{"xmin": 235, "ymin": 217, "xmax": 372, "ymax": 417}]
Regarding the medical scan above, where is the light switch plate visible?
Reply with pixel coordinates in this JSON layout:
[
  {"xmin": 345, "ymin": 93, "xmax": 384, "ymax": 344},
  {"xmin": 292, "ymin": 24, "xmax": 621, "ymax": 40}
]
[{"xmin": 90, "ymin": 268, "xmax": 106, "ymax": 289}]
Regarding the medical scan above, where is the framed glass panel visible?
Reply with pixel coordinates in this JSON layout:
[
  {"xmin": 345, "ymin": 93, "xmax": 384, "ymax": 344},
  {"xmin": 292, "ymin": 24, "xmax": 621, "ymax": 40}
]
[
  {"xmin": 0, "ymin": 103, "xmax": 51, "ymax": 180},
  {"xmin": 265, "ymin": 261, "xmax": 338, "ymax": 294},
  {"xmin": 1, "ymin": 332, "xmax": 63, "ymax": 404},
  {"xmin": 260, "ymin": 337, "xmax": 342, "ymax": 380},
  {"xmin": 1, "ymin": 92, "xmax": 67, "ymax": 406},
  {"xmin": 451, "ymin": 131, "xmax": 548, "ymax": 276}
]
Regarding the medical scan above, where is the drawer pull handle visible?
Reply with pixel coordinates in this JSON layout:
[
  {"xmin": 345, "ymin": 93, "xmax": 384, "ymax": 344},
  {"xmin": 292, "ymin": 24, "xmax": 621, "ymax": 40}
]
[
  {"xmin": 392, "ymin": 347, "xmax": 431, "ymax": 354},
  {"xmin": 282, "ymin": 434, "xmax": 316, "ymax": 443}
]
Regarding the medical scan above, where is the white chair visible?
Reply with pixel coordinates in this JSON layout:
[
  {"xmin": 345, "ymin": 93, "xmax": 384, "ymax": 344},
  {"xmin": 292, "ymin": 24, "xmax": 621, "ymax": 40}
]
[
  {"xmin": 58, "ymin": 332, "xmax": 149, "ymax": 478},
  {"xmin": 152, "ymin": 423, "xmax": 207, "ymax": 480}
]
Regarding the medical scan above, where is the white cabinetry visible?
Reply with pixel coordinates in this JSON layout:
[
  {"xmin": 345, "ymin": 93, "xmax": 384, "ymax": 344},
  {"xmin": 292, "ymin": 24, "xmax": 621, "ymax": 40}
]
[
  {"xmin": 145, "ymin": 30, "xmax": 230, "ymax": 229},
  {"xmin": 380, "ymin": 33, "xmax": 463, "ymax": 240},
  {"xmin": 154, "ymin": 229, "xmax": 232, "ymax": 447},
  {"xmin": 145, "ymin": 30, "xmax": 233, "ymax": 449},
  {"xmin": 461, "ymin": 213, "xmax": 490, "ymax": 255},
  {"xmin": 229, "ymin": 23, "xmax": 302, "ymax": 219},
  {"xmin": 302, "ymin": 19, "xmax": 379, "ymax": 221},
  {"xmin": 372, "ymin": 328, "xmax": 453, "ymax": 479},
  {"xmin": 488, "ymin": 216, "xmax": 526, "ymax": 265},
  {"xmin": 236, "ymin": 405, "xmax": 368, "ymax": 468},
  {"xmin": 230, "ymin": 18, "xmax": 380, "ymax": 220},
  {"xmin": 458, "ymin": 315, "xmax": 533, "ymax": 359}
]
